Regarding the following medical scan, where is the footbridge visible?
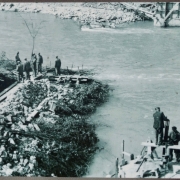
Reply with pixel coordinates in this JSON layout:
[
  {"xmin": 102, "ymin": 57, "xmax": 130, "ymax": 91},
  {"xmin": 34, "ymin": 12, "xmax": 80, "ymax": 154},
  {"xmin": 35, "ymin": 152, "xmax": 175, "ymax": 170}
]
[{"xmin": 121, "ymin": 2, "xmax": 180, "ymax": 27}]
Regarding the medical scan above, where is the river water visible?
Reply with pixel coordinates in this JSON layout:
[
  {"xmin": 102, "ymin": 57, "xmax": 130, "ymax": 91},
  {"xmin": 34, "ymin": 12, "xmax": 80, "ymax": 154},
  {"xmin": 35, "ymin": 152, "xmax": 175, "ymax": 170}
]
[{"xmin": 1, "ymin": 11, "xmax": 180, "ymax": 177}]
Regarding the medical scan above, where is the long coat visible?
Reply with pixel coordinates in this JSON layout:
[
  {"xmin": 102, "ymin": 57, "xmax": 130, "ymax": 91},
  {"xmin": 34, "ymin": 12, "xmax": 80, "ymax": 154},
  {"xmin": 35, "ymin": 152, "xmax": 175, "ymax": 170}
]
[{"xmin": 153, "ymin": 111, "xmax": 167, "ymax": 129}]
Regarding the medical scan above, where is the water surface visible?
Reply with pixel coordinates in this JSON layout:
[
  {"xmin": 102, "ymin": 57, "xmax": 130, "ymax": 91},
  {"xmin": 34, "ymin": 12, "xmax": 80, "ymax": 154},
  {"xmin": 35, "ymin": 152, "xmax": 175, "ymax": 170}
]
[{"xmin": 0, "ymin": 11, "xmax": 180, "ymax": 177}]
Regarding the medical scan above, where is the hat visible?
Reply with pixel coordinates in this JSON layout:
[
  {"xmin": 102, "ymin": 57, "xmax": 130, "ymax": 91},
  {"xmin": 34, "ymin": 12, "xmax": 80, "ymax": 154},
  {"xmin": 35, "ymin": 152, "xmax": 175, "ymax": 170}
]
[
  {"xmin": 155, "ymin": 107, "xmax": 160, "ymax": 111},
  {"xmin": 172, "ymin": 126, "xmax": 177, "ymax": 130}
]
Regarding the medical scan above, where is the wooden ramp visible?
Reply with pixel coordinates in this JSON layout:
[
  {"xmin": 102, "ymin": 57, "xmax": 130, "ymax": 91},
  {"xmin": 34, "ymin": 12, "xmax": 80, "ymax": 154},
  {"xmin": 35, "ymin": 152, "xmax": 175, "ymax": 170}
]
[{"xmin": 0, "ymin": 81, "xmax": 19, "ymax": 102}]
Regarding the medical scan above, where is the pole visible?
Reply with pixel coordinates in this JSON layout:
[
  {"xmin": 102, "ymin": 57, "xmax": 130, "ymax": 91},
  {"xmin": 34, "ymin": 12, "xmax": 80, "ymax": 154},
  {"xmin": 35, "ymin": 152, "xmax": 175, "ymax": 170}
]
[
  {"xmin": 122, "ymin": 140, "xmax": 124, "ymax": 158},
  {"xmin": 116, "ymin": 158, "xmax": 119, "ymax": 176},
  {"xmin": 136, "ymin": 158, "xmax": 146, "ymax": 172},
  {"xmin": 164, "ymin": 119, "xmax": 170, "ymax": 142}
]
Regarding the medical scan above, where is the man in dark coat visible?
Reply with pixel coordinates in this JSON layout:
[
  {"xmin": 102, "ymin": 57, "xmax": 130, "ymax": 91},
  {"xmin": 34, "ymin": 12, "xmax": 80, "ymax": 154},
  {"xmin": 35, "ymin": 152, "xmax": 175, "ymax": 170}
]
[
  {"xmin": 169, "ymin": 126, "xmax": 180, "ymax": 162},
  {"xmin": 31, "ymin": 53, "xmax": 37, "ymax": 77},
  {"xmin": 38, "ymin": 53, "xmax": 43, "ymax": 73},
  {"xmin": 153, "ymin": 107, "xmax": 169, "ymax": 145},
  {"xmin": 16, "ymin": 61, "xmax": 24, "ymax": 83},
  {"xmin": 15, "ymin": 52, "xmax": 21, "ymax": 65},
  {"xmin": 23, "ymin": 58, "xmax": 31, "ymax": 80},
  {"xmin": 55, "ymin": 56, "xmax": 61, "ymax": 76}
]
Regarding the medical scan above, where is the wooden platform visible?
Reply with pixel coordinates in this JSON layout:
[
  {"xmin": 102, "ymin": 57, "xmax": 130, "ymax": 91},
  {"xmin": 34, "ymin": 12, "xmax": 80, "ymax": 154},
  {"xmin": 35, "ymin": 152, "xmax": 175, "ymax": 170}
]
[{"xmin": 48, "ymin": 75, "xmax": 91, "ymax": 83}]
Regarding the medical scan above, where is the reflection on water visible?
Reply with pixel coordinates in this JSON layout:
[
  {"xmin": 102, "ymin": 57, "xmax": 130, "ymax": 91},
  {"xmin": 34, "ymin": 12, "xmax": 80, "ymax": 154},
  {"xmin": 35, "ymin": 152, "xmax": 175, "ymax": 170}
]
[{"xmin": 0, "ymin": 11, "xmax": 180, "ymax": 177}]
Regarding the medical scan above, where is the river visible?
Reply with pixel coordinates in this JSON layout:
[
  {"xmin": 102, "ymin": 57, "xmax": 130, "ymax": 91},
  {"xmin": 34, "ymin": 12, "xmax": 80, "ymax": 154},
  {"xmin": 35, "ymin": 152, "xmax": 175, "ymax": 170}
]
[{"xmin": 1, "ymin": 11, "xmax": 180, "ymax": 177}]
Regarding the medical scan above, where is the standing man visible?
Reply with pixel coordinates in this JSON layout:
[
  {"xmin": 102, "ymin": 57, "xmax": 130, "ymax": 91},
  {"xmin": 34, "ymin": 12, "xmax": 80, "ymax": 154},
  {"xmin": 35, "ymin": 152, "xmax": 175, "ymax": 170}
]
[
  {"xmin": 38, "ymin": 53, "xmax": 43, "ymax": 74},
  {"xmin": 23, "ymin": 58, "xmax": 31, "ymax": 80},
  {"xmin": 169, "ymin": 126, "xmax": 180, "ymax": 162},
  {"xmin": 55, "ymin": 56, "xmax": 61, "ymax": 76},
  {"xmin": 31, "ymin": 53, "xmax": 37, "ymax": 77},
  {"xmin": 153, "ymin": 107, "xmax": 169, "ymax": 145},
  {"xmin": 15, "ymin": 52, "xmax": 21, "ymax": 65},
  {"xmin": 16, "ymin": 61, "xmax": 24, "ymax": 83}
]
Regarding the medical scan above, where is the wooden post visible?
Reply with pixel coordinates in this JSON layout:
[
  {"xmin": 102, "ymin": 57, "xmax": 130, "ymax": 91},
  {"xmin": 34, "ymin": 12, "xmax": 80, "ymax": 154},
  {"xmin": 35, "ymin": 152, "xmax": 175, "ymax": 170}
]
[
  {"xmin": 116, "ymin": 158, "xmax": 119, "ymax": 176},
  {"xmin": 136, "ymin": 158, "xmax": 145, "ymax": 172},
  {"xmin": 164, "ymin": 120, "xmax": 170, "ymax": 142},
  {"xmin": 122, "ymin": 140, "xmax": 124, "ymax": 158}
]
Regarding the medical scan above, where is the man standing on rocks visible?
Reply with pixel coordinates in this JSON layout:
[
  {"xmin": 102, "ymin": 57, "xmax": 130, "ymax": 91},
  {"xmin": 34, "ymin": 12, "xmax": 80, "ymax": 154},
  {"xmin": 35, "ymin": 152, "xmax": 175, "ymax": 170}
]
[
  {"xmin": 153, "ymin": 107, "xmax": 169, "ymax": 145},
  {"xmin": 38, "ymin": 53, "xmax": 43, "ymax": 74},
  {"xmin": 23, "ymin": 58, "xmax": 31, "ymax": 80},
  {"xmin": 15, "ymin": 52, "xmax": 21, "ymax": 65},
  {"xmin": 16, "ymin": 61, "xmax": 24, "ymax": 83},
  {"xmin": 55, "ymin": 56, "xmax": 61, "ymax": 76},
  {"xmin": 31, "ymin": 53, "xmax": 37, "ymax": 77}
]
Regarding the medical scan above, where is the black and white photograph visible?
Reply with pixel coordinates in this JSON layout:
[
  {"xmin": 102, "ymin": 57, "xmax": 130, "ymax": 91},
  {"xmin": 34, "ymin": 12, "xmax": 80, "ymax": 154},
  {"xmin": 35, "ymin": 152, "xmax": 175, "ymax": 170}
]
[{"xmin": 0, "ymin": 2, "xmax": 180, "ymax": 178}]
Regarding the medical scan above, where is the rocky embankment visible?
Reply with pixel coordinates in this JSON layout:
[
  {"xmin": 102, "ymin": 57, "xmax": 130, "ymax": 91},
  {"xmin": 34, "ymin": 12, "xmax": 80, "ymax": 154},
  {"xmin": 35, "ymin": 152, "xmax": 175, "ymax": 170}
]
[
  {"xmin": 0, "ymin": 2, "xmax": 155, "ymax": 28},
  {"xmin": 0, "ymin": 54, "xmax": 110, "ymax": 176},
  {"xmin": 0, "ymin": 58, "xmax": 16, "ymax": 93},
  {"xmin": 0, "ymin": 68, "xmax": 109, "ymax": 176}
]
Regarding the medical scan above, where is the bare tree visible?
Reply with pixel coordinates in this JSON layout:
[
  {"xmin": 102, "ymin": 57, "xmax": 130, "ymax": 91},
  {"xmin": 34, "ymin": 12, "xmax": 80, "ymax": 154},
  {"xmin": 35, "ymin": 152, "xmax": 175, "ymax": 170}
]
[{"xmin": 19, "ymin": 13, "xmax": 46, "ymax": 56}]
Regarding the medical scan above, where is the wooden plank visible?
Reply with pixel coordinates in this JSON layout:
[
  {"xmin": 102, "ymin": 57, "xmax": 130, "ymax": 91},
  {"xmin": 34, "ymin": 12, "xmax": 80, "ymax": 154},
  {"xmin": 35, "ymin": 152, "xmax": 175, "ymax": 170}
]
[
  {"xmin": 0, "ymin": 81, "xmax": 18, "ymax": 98},
  {"xmin": 34, "ymin": 74, "xmax": 43, "ymax": 80},
  {"xmin": 122, "ymin": 151, "xmax": 131, "ymax": 157},
  {"xmin": 141, "ymin": 142, "xmax": 157, "ymax": 147},
  {"xmin": 168, "ymin": 145, "xmax": 180, "ymax": 150}
]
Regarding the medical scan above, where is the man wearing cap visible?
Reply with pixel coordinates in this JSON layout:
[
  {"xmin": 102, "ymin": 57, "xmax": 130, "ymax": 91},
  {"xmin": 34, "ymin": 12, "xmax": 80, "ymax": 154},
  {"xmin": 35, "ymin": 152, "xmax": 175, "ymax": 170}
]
[
  {"xmin": 153, "ymin": 107, "xmax": 169, "ymax": 145},
  {"xmin": 23, "ymin": 58, "xmax": 31, "ymax": 80},
  {"xmin": 169, "ymin": 126, "xmax": 180, "ymax": 161},
  {"xmin": 55, "ymin": 56, "xmax": 61, "ymax": 76},
  {"xmin": 37, "ymin": 53, "xmax": 43, "ymax": 74}
]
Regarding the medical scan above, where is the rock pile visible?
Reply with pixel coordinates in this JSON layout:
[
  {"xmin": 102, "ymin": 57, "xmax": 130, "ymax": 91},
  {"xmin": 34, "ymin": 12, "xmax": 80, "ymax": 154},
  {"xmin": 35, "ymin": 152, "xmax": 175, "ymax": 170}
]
[
  {"xmin": 0, "ymin": 77, "xmax": 109, "ymax": 176},
  {"xmin": 0, "ymin": 59, "xmax": 17, "ymax": 93}
]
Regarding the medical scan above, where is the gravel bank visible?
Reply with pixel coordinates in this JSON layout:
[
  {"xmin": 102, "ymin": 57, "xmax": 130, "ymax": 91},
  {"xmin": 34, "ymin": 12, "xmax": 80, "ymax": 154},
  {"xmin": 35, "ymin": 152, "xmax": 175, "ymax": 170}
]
[{"xmin": 0, "ymin": 2, "xmax": 155, "ymax": 28}]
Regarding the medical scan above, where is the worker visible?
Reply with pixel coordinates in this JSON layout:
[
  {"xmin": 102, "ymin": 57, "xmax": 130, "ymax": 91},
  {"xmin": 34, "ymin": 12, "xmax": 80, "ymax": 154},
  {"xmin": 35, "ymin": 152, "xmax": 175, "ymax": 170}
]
[
  {"xmin": 15, "ymin": 52, "xmax": 21, "ymax": 65},
  {"xmin": 31, "ymin": 53, "xmax": 37, "ymax": 77},
  {"xmin": 55, "ymin": 56, "xmax": 61, "ymax": 76},
  {"xmin": 153, "ymin": 107, "xmax": 169, "ymax": 145},
  {"xmin": 16, "ymin": 61, "xmax": 24, "ymax": 83},
  {"xmin": 38, "ymin": 53, "xmax": 43, "ymax": 74},
  {"xmin": 169, "ymin": 126, "xmax": 180, "ymax": 162},
  {"xmin": 23, "ymin": 58, "xmax": 31, "ymax": 80}
]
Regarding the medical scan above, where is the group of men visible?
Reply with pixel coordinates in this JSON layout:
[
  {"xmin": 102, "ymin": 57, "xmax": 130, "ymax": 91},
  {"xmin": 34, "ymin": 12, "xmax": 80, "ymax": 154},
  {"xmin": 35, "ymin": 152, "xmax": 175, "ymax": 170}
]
[
  {"xmin": 15, "ymin": 52, "xmax": 43, "ymax": 82},
  {"xmin": 15, "ymin": 52, "xmax": 62, "ymax": 82},
  {"xmin": 153, "ymin": 107, "xmax": 180, "ymax": 161}
]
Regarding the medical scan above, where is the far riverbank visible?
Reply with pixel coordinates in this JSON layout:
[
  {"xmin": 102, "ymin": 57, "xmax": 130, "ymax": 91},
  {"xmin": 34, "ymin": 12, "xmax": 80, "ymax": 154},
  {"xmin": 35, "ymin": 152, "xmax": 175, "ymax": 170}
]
[{"xmin": 0, "ymin": 3, "xmax": 155, "ymax": 28}]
